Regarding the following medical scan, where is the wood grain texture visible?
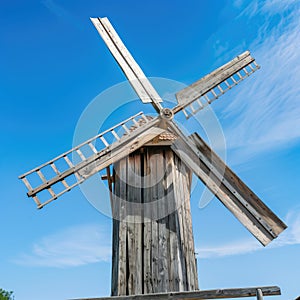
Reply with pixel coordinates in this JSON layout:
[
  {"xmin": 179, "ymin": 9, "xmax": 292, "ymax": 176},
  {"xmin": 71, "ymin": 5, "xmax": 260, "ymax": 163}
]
[
  {"xmin": 90, "ymin": 17, "xmax": 162, "ymax": 111},
  {"xmin": 171, "ymin": 128, "xmax": 287, "ymax": 246},
  {"xmin": 111, "ymin": 147, "xmax": 198, "ymax": 296}
]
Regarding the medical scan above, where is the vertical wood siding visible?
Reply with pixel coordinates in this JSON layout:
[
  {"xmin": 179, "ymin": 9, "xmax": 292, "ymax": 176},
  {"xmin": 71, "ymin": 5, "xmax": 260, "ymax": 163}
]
[{"xmin": 111, "ymin": 147, "xmax": 198, "ymax": 296}]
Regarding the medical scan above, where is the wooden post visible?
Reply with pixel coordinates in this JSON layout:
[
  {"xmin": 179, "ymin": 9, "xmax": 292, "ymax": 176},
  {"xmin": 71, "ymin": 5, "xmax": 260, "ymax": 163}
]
[
  {"xmin": 111, "ymin": 146, "xmax": 198, "ymax": 296},
  {"xmin": 257, "ymin": 289, "xmax": 264, "ymax": 300}
]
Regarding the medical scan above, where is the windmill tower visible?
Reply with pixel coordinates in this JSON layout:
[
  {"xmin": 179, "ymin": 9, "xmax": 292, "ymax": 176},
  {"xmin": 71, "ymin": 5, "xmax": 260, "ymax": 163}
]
[{"xmin": 19, "ymin": 17, "xmax": 287, "ymax": 300}]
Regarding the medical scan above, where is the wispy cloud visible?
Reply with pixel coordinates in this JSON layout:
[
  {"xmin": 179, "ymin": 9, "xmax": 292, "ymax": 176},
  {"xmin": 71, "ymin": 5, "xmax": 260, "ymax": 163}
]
[
  {"xmin": 197, "ymin": 208, "xmax": 300, "ymax": 259},
  {"xmin": 13, "ymin": 212, "xmax": 300, "ymax": 264},
  {"xmin": 223, "ymin": 1, "xmax": 300, "ymax": 161},
  {"xmin": 14, "ymin": 224, "xmax": 111, "ymax": 268},
  {"xmin": 41, "ymin": 0, "xmax": 82, "ymax": 29}
]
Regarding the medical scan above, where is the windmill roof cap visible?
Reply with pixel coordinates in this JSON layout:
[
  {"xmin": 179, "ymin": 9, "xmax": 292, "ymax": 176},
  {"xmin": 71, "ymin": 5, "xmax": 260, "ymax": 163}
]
[{"xmin": 127, "ymin": 115, "xmax": 177, "ymax": 141}]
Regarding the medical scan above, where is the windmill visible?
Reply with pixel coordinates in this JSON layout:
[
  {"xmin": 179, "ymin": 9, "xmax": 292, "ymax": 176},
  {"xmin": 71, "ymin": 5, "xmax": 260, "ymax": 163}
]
[{"xmin": 19, "ymin": 17, "xmax": 287, "ymax": 300}]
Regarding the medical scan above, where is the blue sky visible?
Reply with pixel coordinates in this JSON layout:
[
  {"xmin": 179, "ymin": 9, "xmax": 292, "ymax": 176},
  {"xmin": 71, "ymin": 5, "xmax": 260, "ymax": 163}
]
[{"xmin": 1, "ymin": 0, "xmax": 300, "ymax": 299}]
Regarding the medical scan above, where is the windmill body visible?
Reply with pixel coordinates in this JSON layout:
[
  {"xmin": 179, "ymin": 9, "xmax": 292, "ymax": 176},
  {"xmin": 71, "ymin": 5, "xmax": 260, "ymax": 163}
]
[
  {"xmin": 111, "ymin": 145, "xmax": 198, "ymax": 295},
  {"xmin": 19, "ymin": 17, "xmax": 287, "ymax": 299}
]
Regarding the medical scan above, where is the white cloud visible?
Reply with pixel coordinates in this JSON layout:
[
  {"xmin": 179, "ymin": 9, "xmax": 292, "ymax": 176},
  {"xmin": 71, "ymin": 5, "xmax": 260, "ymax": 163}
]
[
  {"xmin": 213, "ymin": 40, "xmax": 229, "ymax": 57},
  {"xmin": 13, "ymin": 214, "xmax": 300, "ymax": 265},
  {"xmin": 261, "ymin": 0, "xmax": 299, "ymax": 15},
  {"xmin": 238, "ymin": 0, "xmax": 298, "ymax": 19},
  {"xmin": 14, "ymin": 224, "xmax": 111, "ymax": 268},
  {"xmin": 233, "ymin": 0, "xmax": 244, "ymax": 9},
  {"xmin": 223, "ymin": 1, "xmax": 300, "ymax": 161},
  {"xmin": 197, "ymin": 239, "xmax": 260, "ymax": 259},
  {"xmin": 197, "ymin": 209, "xmax": 300, "ymax": 259}
]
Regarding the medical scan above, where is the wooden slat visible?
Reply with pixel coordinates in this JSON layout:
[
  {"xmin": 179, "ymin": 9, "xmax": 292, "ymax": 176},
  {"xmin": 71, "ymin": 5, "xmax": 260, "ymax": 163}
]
[
  {"xmin": 126, "ymin": 155, "xmax": 135, "ymax": 294},
  {"xmin": 90, "ymin": 17, "xmax": 163, "ymax": 112},
  {"xmin": 111, "ymin": 164, "xmax": 120, "ymax": 296},
  {"xmin": 181, "ymin": 162, "xmax": 197, "ymax": 290},
  {"xmin": 88, "ymin": 143, "xmax": 98, "ymax": 154},
  {"xmin": 50, "ymin": 163, "xmax": 69, "ymax": 189},
  {"xmin": 118, "ymin": 157, "xmax": 127, "ymax": 295},
  {"xmin": 149, "ymin": 149, "xmax": 159, "ymax": 293},
  {"xmin": 170, "ymin": 122, "xmax": 287, "ymax": 246},
  {"xmin": 173, "ymin": 155, "xmax": 187, "ymax": 290},
  {"xmin": 36, "ymin": 170, "xmax": 47, "ymax": 183},
  {"xmin": 76, "ymin": 149, "xmax": 86, "ymax": 161},
  {"xmin": 133, "ymin": 153, "xmax": 142, "ymax": 295},
  {"xmin": 21, "ymin": 177, "xmax": 33, "ymax": 190},
  {"xmin": 63, "ymin": 155, "xmax": 82, "ymax": 182},
  {"xmin": 100, "ymin": 136, "xmax": 109, "ymax": 147},
  {"xmin": 165, "ymin": 151, "xmax": 180, "ymax": 292},
  {"xmin": 111, "ymin": 130, "xmax": 120, "ymax": 141},
  {"xmin": 71, "ymin": 285, "xmax": 281, "ymax": 300},
  {"xmin": 143, "ymin": 148, "xmax": 153, "ymax": 294},
  {"xmin": 156, "ymin": 150, "xmax": 168, "ymax": 293}
]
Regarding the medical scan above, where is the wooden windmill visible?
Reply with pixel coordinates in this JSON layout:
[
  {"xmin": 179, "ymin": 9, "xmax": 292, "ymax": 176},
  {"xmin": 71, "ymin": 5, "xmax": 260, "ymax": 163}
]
[{"xmin": 19, "ymin": 17, "xmax": 287, "ymax": 300}]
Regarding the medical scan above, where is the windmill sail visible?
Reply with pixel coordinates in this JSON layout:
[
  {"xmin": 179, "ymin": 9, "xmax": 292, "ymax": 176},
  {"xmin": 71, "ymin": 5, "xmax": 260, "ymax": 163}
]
[
  {"xmin": 91, "ymin": 17, "xmax": 163, "ymax": 112},
  {"xmin": 170, "ymin": 124, "xmax": 287, "ymax": 246},
  {"xmin": 173, "ymin": 51, "xmax": 260, "ymax": 118},
  {"xmin": 19, "ymin": 16, "xmax": 287, "ymax": 249},
  {"xmin": 19, "ymin": 112, "xmax": 164, "ymax": 209}
]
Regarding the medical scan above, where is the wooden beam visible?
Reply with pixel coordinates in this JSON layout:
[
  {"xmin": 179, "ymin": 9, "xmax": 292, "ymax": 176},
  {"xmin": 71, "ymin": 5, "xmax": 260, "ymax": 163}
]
[
  {"xmin": 190, "ymin": 133, "xmax": 287, "ymax": 240},
  {"xmin": 25, "ymin": 117, "xmax": 165, "ymax": 208},
  {"xmin": 169, "ymin": 122, "xmax": 287, "ymax": 246},
  {"xmin": 90, "ymin": 17, "xmax": 163, "ymax": 112},
  {"xmin": 71, "ymin": 286, "xmax": 280, "ymax": 300},
  {"xmin": 173, "ymin": 51, "xmax": 258, "ymax": 115}
]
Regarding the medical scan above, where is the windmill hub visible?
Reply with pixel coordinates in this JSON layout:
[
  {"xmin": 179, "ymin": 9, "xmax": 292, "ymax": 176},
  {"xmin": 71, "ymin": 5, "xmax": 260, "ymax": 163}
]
[{"xmin": 160, "ymin": 108, "xmax": 174, "ymax": 120}]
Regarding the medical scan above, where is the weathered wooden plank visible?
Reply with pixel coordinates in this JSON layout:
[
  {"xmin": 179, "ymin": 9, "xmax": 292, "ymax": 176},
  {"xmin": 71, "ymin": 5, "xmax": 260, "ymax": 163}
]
[
  {"xmin": 111, "ymin": 164, "xmax": 120, "ymax": 296},
  {"xmin": 175, "ymin": 156, "xmax": 188, "ymax": 290},
  {"xmin": 190, "ymin": 133, "xmax": 287, "ymax": 238},
  {"xmin": 134, "ymin": 153, "xmax": 143, "ymax": 295},
  {"xmin": 164, "ymin": 150, "xmax": 180, "ymax": 292},
  {"xmin": 173, "ymin": 155, "xmax": 187, "ymax": 291},
  {"xmin": 143, "ymin": 149, "xmax": 153, "ymax": 294},
  {"xmin": 181, "ymin": 162, "xmax": 198, "ymax": 290},
  {"xmin": 90, "ymin": 17, "xmax": 162, "ymax": 111},
  {"xmin": 149, "ymin": 149, "xmax": 159, "ymax": 293},
  {"xmin": 111, "ymin": 226, "xmax": 119, "ymax": 296},
  {"xmin": 156, "ymin": 150, "xmax": 168, "ymax": 292},
  {"xmin": 72, "ymin": 285, "xmax": 281, "ymax": 300},
  {"xmin": 170, "ymin": 124, "xmax": 287, "ymax": 246},
  {"xmin": 118, "ymin": 157, "xmax": 128, "ymax": 295},
  {"xmin": 127, "ymin": 155, "xmax": 136, "ymax": 294},
  {"xmin": 172, "ymin": 135, "xmax": 272, "ymax": 245}
]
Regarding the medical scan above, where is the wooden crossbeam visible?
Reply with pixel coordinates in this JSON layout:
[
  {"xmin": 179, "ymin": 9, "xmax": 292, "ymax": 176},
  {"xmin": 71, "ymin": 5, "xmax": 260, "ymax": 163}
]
[{"xmin": 71, "ymin": 286, "xmax": 280, "ymax": 300}]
